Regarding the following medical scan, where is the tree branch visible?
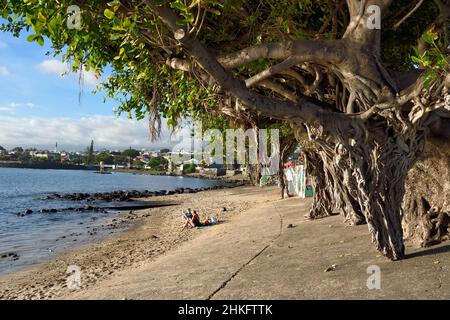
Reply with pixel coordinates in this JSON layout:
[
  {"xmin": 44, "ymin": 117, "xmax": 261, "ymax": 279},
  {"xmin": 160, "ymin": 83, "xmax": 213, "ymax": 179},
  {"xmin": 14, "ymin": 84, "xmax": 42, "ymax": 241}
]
[
  {"xmin": 167, "ymin": 39, "xmax": 342, "ymax": 73},
  {"xmin": 258, "ymin": 80, "xmax": 298, "ymax": 102},
  {"xmin": 245, "ymin": 57, "xmax": 300, "ymax": 88},
  {"xmin": 393, "ymin": 0, "xmax": 425, "ymax": 29},
  {"xmin": 343, "ymin": 0, "xmax": 392, "ymax": 53},
  {"xmin": 279, "ymin": 69, "xmax": 308, "ymax": 87},
  {"xmin": 144, "ymin": 0, "xmax": 337, "ymax": 124}
]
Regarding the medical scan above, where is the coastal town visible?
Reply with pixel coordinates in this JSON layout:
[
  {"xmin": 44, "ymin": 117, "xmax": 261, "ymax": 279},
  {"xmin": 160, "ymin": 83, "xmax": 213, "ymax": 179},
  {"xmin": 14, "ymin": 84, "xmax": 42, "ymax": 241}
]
[
  {"xmin": 0, "ymin": 142, "xmax": 247, "ymax": 178},
  {"xmin": 0, "ymin": 143, "xmax": 167, "ymax": 168}
]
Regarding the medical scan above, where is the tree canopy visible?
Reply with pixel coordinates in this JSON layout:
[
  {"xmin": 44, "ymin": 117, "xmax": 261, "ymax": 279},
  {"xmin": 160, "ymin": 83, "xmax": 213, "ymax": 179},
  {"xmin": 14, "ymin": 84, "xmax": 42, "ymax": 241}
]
[
  {"xmin": 121, "ymin": 148, "xmax": 141, "ymax": 158},
  {"xmin": 2, "ymin": 0, "xmax": 447, "ymax": 130}
]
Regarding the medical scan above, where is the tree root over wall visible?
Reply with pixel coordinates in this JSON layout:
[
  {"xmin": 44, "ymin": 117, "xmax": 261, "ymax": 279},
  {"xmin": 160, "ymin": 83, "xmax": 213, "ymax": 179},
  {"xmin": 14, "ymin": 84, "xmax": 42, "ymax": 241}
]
[{"xmin": 403, "ymin": 139, "xmax": 450, "ymax": 247}]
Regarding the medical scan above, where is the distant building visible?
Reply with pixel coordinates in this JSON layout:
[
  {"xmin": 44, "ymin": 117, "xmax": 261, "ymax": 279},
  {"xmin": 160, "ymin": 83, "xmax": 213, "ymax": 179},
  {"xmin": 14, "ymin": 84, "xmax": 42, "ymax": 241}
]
[
  {"xmin": 60, "ymin": 152, "xmax": 82, "ymax": 162},
  {"xmin": 30, "ymin": 150, "xmax": 60, "ymax": 160},
  {"xmin": 183, "ymin": 158, "xmax": 200, "ymax": 165}
]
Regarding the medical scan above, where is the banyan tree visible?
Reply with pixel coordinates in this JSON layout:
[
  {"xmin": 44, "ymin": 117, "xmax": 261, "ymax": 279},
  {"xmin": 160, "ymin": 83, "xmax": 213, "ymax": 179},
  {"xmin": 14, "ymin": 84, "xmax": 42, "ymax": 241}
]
[{"xmin": 3, "ymin": 0, "xmax": 449, "ymax": 260}]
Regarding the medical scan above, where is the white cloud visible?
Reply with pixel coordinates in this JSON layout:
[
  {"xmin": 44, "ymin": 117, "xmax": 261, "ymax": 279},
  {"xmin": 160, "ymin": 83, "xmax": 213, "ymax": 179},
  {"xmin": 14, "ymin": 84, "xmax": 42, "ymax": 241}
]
[
  {"xmin": 0, "ymin": 107, "xmax": 14, "ymax": 112},
  {"xmin": 0, "ymin": 115, "xmax": 175, "ymax": 150},
  {"xmin": 0, "ymin": 102, "xmax": 35, "ymax": 114},
  {"xmin": 80, "ymin": 66, "xmax": 100, "ymax": 86},
  {"xmin": 36, "ymin": 59, "xmax": 69, "ymax": 76},
  {"xmin": 0, "ymin": 66, "xmax": 10, "ymax": 76},
  {"xmin": 9, "ymin": 102, "xmax": 35, "ymax": 108},
  {"xmin": 36, "ymin": 59, "xmax": 100, "ymax": 87}
]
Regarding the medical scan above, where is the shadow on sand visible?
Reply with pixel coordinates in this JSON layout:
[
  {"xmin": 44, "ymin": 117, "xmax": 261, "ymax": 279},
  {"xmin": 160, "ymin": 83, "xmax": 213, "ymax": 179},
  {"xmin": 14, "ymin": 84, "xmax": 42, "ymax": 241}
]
[{"xmin": 407, "ymin": 243, "xmax": 450, "ymax": 259}]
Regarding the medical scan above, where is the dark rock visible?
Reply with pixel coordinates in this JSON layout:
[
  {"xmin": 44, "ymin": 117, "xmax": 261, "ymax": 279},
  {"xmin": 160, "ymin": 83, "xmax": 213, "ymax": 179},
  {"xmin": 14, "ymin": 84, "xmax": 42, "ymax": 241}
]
[
  {"xmin": 1, "ymin": 252, "xmax": 19, "ymax": 259},
  {"xmin": 17, "ymin": 209, "xmax": 33, "ymax": 216}
]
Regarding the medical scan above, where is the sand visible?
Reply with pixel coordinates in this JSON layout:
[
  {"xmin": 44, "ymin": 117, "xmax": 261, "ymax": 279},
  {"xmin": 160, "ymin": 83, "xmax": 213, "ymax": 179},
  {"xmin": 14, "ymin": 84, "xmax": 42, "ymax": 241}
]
[{"xmin": 0, "ymin": 185, "xmax": 266, "ymax": 300}]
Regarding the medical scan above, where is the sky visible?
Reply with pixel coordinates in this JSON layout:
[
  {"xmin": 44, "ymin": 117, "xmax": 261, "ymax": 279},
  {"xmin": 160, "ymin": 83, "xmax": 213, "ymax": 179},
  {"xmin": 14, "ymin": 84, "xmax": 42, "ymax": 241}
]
[{"xmin": 0, "ymin": 26, "xmax": 175, "ymax": 151}]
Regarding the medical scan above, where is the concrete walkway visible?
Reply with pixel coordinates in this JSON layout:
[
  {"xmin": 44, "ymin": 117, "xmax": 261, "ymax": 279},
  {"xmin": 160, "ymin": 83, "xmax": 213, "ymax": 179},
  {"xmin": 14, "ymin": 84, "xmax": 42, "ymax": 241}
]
[{"xmin": 66, "ymin": 188, "xmax": 450, "ymax": 299}]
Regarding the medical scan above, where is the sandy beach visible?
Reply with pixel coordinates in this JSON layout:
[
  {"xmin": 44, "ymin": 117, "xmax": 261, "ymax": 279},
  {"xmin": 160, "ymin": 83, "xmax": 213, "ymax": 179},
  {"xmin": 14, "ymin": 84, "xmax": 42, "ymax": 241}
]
[{"xmin": 0, "ymin": 185, "xmax": 264, "ymax": 300}]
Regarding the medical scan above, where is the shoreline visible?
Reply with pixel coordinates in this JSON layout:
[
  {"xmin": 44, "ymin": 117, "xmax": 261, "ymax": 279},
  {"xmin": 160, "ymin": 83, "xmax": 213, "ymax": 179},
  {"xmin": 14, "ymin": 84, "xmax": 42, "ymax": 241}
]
[
  {"xmin": 0, "ymin": 185, "xmax": 264, "ymax": 300},
  {"xmin": 0, "ymin": 162, "xmax": 98, "ymax": 171},
  {"xmin": 112, "ymin": 168, "xmax": 251, "ymax": 184},
  {"xmin": 0, "ymin": 170, "xmax": 247, "ymax": 282},
  {"xmin": 0, "ymin": 165, "xmax": 251, "ymax": 184},
  {"xmin": 0, "ymin": 181, "xmax": 246, "ymax": 273}
]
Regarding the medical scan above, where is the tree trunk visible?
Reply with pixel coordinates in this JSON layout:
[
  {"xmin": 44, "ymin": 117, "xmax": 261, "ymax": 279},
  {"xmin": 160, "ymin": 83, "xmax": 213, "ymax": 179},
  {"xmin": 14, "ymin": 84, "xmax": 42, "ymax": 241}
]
[
  {"xmin": 306, "ymin": 117, "xmax": 427, "ymax": 260},
  {"xmin": 402, "ymin": 139, "xmax": 450, "ymax": 247},
  {"xmin": 279, "ymin": 167, "xmax": 286, "ymax": 199},
  {"xmin": 339, "ymin": 133, "xmax": 424, "ymax": 260},
  {"xmin": 248, "ymin": 164, "xmax": 261, "ymax": 186},
  {"xmin": 305, "ymin": 151, "xmax": 334, "ymax": 219},
  {"xmin": 318, "ymin": 150, "xmax": 367, "ymax": 225}
]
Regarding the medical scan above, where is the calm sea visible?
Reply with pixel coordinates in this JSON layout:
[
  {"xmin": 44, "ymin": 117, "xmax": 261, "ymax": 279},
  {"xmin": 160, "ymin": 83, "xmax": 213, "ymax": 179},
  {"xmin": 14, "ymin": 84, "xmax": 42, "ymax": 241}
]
[{"xmin": 0, "ymin": 168, "xmax": 224, "ymax": 274}]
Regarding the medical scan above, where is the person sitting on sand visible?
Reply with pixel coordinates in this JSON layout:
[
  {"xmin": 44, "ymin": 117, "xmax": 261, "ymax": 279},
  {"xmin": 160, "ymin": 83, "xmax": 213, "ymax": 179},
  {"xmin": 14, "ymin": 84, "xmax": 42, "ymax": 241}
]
[
  {"xmin": 181, "ymin": 208, "xmax": 197, "ymax": 231},
  {"xmin": 183, "ymin": 208, "xmax": 193, "ymax": 220},
  {"xmin": 181, "ymin": 210, "xmax": 214, "ymax": 231},
  {"xmin": 191, "ymin": 210, "xmax": 206, "ymax": 227}
]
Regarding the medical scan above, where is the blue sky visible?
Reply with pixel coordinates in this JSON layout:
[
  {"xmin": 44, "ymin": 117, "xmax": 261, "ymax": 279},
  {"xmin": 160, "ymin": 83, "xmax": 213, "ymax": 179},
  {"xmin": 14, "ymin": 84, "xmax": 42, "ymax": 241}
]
[{"xmin": 0, "ymin": 28, "xmax": 174, "ymax": 151}]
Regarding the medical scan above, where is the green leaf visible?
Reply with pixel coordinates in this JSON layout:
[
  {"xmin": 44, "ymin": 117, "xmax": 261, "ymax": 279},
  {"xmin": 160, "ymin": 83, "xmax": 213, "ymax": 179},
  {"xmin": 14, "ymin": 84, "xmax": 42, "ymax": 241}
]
[
  {"xmin": 36, "ymin": 35, "xmax": 44, "ymax": 46},
  {"xmin": 107, "ymin": 0, "xmax": 121, "ymax": 8},
  {"xmin": 114, "ymin": 47, "xmax": 125, "ymax": 60},
  {"xmin": 110, "ymin": 33, "xmax": 124, "ymax": 41},
  {"xmin": 423, "ymin": 31, "xmax": 438, "ymax": 45},
  {"xmin": 181, "ymin": 12, "xmax": 195, "ymax": 23},
  {"xmin": 411, "ymin": 56, "xmax": 422, "ymax": 64},
  {"xmin": 170, "ymin": 1, "xmax": 188, "ymax": 12},
  {"xmin": 137, "ymin": 72, "xmax": 146, "ymax": 80},
  {"xmin": 26, "ymin": 34, "xmax": 37, "ymax": 42},
  {"xmin": 104, "ymin": 9, "xmax": 115, "ymax": 19},
  {"xmin": 1, "ymin": 8, "xmax": 8, "ymax": 19},
  {"xmin": 209, "ymin": 9, "xmax": 221, "ymax": 15},
  {"xmin": 37, "ymin": 11, "xmax": 46, "ymax": 23},
  {"xmin": 123, "ymin": 18, "xmax": 131, "ymax": 28}
]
